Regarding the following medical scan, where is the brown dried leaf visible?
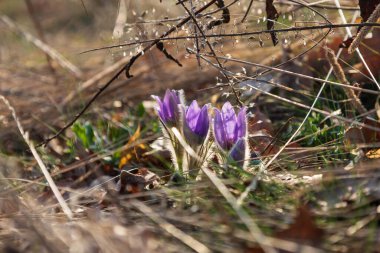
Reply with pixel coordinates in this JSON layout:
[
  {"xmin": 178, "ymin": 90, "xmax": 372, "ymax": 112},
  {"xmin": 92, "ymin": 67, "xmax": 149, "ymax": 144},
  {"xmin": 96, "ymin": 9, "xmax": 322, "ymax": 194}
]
[
  {"xmin": 344, "ymin": 118, "xmax": 380, "ymax": 147},
  {"xmin": 248, "ymin": 109, "xmax": 276, "ymax": 155},
  {"xmin": 362, "ymin": 118, "xmax": 380, "ymax": 143},
  {"xmin": 119, "ymin": 125, "xmax": 147, "ymax": 168},
  {"xmin": 365, "ymin": 148, "xmax": 380, "ymax": 159},
  {"xmin": 276, "ymin": 205, "xmax": 324, "ymax": 244},
  {"xmin": 247, "ymin": 205, "xmax": 324, "ymax": 252},
  {"xmin": 339, "ymin": 37, "xmax": 354, "ymax": 48},
  {"xmin": 344, "ymin": 127, "xmax": 366, "ymax": 146},
  {"xmin": 266, "ymin": 0, "xmax": 279, "ymax": 46},
  {"xmin": 118, "ymin": 168, "xmax": 159, "ymax": 194},
  {"xmin": 248, "ymin": 109, "xmax": 273, "ymax": 134}
]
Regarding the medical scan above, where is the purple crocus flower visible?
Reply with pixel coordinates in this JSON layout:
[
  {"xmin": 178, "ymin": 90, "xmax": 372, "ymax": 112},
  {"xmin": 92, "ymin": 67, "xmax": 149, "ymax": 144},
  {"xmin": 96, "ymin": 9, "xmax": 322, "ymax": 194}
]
[
  {"xmin": 152, "ymin": 89, "xmax": 182, "ymax": 126},
  {"xmin": 213, "ymin": 102, "xmax": 247, "ymax": 151},
  {"xmin": 184, "ymin": 100, "xmax": 209, "ymax": 145}
]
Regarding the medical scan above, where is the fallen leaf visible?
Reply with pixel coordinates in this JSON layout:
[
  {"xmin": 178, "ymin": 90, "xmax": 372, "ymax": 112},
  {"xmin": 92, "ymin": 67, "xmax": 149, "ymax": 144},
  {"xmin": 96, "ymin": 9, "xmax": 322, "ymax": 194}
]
[
  {"xmin": 365, "ymin": 148, "xmax": 380, "ymax": 159},
  {"xmin": 119, "ymin": 125, "xmax": 147, "ymax": 168},
  {"xmin": 344, "ymin": 118, "xmax": 380, "ymax": 148},
  {"xmin": 248, "ymin": 109, "xmax": 273, "ymax": 134},
  {"xmin": 247, "ymin": 205, "xmax": 324, "ymax": 252},
  {"xmin": 362, "ymin": 118, "xmax": 380, "ymax": 143},
  {"xmin": 276, "ymin": 205, "xmax": 324, "ymax": 244},
  {"xmin": 339, "ymin": 37, "xmax": 354, "ymax": 48},
  {"xmin": 266, "ymin": 0, "xmax": 279, "ymax": 46},
  {"xmin": 344, "ymin": 127, "xmax": 366, "ymax": 146},
  {"xmin": 118, "ymin": 168, "xmax": 159, "ymax": 194}
]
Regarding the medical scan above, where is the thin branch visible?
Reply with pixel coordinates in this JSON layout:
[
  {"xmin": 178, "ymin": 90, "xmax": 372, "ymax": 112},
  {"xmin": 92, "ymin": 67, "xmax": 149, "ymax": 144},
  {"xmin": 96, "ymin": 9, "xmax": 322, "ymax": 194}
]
[
  {"xmin": 334, "ymin": 0, "xmax": 380, "ymax": 90},
  {"xmin": 326, "ymin": 48, "xmax": 367, "ymax": 115},
  {"xmin": 190, "ymin": 0, "xmax": 201, "ymax": 67},
  {"xmin": 241, "ymin": 0, "xmax": 253, "ymax": 23},
  {"xmin": 206, "ymin": 0, "xmax": 230, "ymax": 30},
  {"xmin": 124, "ymin": 0, "xmax": 218, "ymax": 78},
  {"xmin": 61, "ymin": 56, "xmax": 132, "ymax": 106},
  {"xmin": 156, "ymin": 41, "xmax": 183, "ymax": 66},
  {"xmin": 348, "ymin": 2, "xmax": 380, "ymax": 54},
  {"xmin": 193, "ymin": 52, "xmax": 380, "ymax": 95},
  {"xmin": 79, "ymin": 22, "xmax": 380, "ymax": 55}
]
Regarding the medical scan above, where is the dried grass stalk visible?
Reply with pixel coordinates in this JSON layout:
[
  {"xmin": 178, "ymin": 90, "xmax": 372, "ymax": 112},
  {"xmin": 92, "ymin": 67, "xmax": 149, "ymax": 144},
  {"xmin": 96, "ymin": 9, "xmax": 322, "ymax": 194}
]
[
  {"xmin": 0, "ymin": 95, "xmax": 73, "ymax": 219},
  {"xmin": 348, "ymin": 3, "xmax": 380, "ymax": 54},
  {"xmin": 326, "ymin": 48, "xmax": 367, "ymax": 115}
]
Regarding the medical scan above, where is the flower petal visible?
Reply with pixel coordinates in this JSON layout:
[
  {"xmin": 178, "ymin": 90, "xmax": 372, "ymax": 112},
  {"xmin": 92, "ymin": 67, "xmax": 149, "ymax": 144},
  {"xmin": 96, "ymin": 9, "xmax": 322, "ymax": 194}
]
[
  {"xmin": 186, "ymin": 100, "xmax": 201, "ymax": 132},
  {"xmin": 152, "ymin": 95, "xmax": 166, "ymax": 122},
  {"xmin": 236, "ymin": 106, "xmax": 247, "ymax": 139},
  {"xmin": 214, "ymin": 108, "xmax": 227, "ymax": 150},
  {"xmin": 161, "ymin": 89, "xmax": 181, "ymax": 123},
  {"xmin": 194, "ymin": 104, "xmax": 209, "ymax": 138},
  {"xmin": 221, "ymin": 102, "xmax": 237, "ymax": 143}
]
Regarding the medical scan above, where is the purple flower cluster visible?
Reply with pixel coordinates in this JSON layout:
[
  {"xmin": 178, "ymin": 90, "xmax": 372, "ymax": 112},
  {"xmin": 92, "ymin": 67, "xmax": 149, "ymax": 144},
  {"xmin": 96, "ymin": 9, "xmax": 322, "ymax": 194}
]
[{"xmin": 153, "ymin": 89, "xmax": 249, "ymax": 172}]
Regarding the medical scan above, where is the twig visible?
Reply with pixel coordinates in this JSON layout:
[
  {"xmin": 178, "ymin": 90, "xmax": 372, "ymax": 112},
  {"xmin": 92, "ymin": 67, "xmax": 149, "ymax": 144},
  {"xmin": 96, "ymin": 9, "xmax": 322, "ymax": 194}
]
[
  {"xmin": 195, "ymin": 52, "xmax": 380, "ymax": 95},
  {"xmin": 278, "ymin": 0, "xmax": 359, "ymax": 10},
  {"xmin": 61, "ymin": 56, "xmax": 132, "ymax": 105},
  {"xmin": 0, "ymin": 15, "xmax": 83, "ymax": 79},
  {"xmin": 326, "ymin": 48, "xmax": 367, "ymax": 115},
  {"xmin": 190, "ymin": 49, "xmax": 380, "ymax": 131},
  {"xmin": 190, "ymin": 0, "xmax": 201, "ymax": 67},
  {"xmin": 79, "ymin": 22, "xmax": 380, "ymax": 54},
  {"xmin": 244, "ymin": 80, "xmax": 380, "ymax": 131},
  {"xmin": 333, "ymin": 0, "xmax": 380, "ymax": 90},
  {"xmin": 124, "ymin": 0, "xmax": 218, "ymax": 78},
  {"xmin": 206, "ymin": 0, "xmax": 230, "ymax": 30},
  {"xmin": 241, "ymin": 0, "xmax": 253, "ymax": 23},
  {"xmin": 37, "ymin": 66, "xmax": 126, "ymax": 147},
  {"xmin": 247, "ymin": 0, "xmax": 332, "ymax": 78},
  {"xmin": 0, "ymin": 95, "xmax": 73, "ymax": 219},
  {"xmin": 156, "ymin": 41, "xmax": 183, "ymax": 66},
  {"xmin": 348, "ymin": 2, "xmax": 380, "ymax": 54}
]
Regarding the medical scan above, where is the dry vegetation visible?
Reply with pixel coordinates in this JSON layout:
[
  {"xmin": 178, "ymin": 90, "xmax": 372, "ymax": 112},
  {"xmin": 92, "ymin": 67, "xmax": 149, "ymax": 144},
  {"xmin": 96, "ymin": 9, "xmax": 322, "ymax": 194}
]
[{"xmin": 1, "ymin": 0, "xmax": 380, "ymax": 252}]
